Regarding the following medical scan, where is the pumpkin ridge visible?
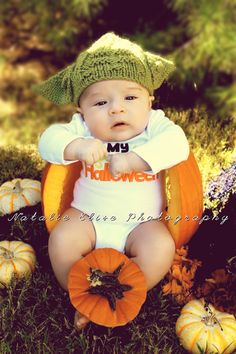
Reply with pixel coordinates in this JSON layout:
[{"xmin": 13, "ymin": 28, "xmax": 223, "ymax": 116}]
[
  {"xmin": 181, "ymin": 310, "xmax": 201, "ymax": 318},
  {"xmin": 206, "ymin": 329, "xmax": 212, "ymax": 352},
  {"xmin": 220, "ymin": 322, "xmax": 236, "ymax": 333},
  {"xmin": 20, "ymin": 193, "xmax": 31, "ymax": 206},
  {"xmin": 190, "ymin": 327, "xmax": 204, "ymax": 351},
  {"xmin": 11, "ymin": 242, "xmax": 29, "ymax": 252},
  {"xmin": 182, "ymin": 302, "xmax": 205, "ymax": 313},
  {"xmin": 214, "ymin": 330, "xmax": 230, "ymax": 352},
  {"xmin": 70, "ymin": 291, "xmax": 91, "ymax": 300},
  {"xmin": 10, "ymin": 259, "xmax": 17, "ymax": 274},
  {"xmin": 16, "ymin": 257, "xmax": 35, "ymax": 271},
  {"xmin": 118, "ymin": 267, "xmax": 144, "ymax": 282},
  {"xmin": 116, "ymin": 299, "xmax": 130, "ymax": 323},
  {"xmin": 118, "ymin": 292, "xmax": 146, "ymax": 311},
  {"xmin": 0, "ymin": 192, "xmax": 12, "ymax": 200},
  {"xmin": 81, "ymin": 294, "xmax": 107, "ymax": 322},
  {"xmin": 74, "ymin": 292, "xmax": 102, "ymax": 316},
  {"xmin": 10, "ymin": 193, "xmax": 16, "ymax": 214},
  {"xmin": 15, "ymin": 249, "xmax": 35, "ymax": 254},
  {"xmin": 90, "ymin": 296, "xmax": 117, "ymax": 325},
  {"xmin": 24, "ymin": 187, "xmax": 41, "ymax": 193},
  {"xmin": 218, "ymin": 315, "xmax": 235, "ymax": 321},
  {"xmin": 176, "ymin": 320, "xmax": 202, "ymax": 336}
]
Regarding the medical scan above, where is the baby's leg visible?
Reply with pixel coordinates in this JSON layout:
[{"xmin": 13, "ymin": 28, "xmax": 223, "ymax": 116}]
[
  {"xmin": 48, "ymin": 207, "xmax": 96, "ymax": 329},
  {"xmin": 125, "ymin": 221, "xmax": 175, "ymax": 291}
]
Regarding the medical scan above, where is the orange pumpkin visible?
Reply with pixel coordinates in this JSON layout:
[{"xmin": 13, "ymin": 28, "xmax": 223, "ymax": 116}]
[
  {"xmin": 41, "ymin": 151, "xmax": 203, "ymax": 247},
  {"xmin": 68, "ymin": 248, "xmax": 147, "ymax": 327},
  {"xmin": 164, "ymin": 151, "xmax": 203, "ymax": 248}
]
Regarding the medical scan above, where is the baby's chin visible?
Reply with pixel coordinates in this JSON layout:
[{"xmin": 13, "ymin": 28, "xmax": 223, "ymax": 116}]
[{"xmin": 95, "ymin": 129, "xmax": 142, "ymax": 142}]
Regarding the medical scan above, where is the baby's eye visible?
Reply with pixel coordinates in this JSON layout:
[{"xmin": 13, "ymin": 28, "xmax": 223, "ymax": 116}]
[
  {"xmin": 125, "ymin": 96, "xmax": 137, "ymax": 100},
  {"xmin": 94, "ymin": 101, "xmax": 107, "ymax": 106}
]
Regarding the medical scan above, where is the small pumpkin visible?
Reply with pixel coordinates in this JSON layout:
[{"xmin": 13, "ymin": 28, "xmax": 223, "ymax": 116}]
[
  {"xmin": 41, "ymin": 151, "xmax": 203, "ymax": 247},
  {"xmin": 68, "ymin": 248, "xmax": 147, "ymax": 327},
  {"xmin": 176, "ymin": 298, "xmax": 236, "ymax": 354},
  {"xmin": 0, "ymin": 240, "xmax": 36, "ymax": 288},
  {"xmin": 0, "ymin": 178, "xmax": 41, "ymax": 214}
]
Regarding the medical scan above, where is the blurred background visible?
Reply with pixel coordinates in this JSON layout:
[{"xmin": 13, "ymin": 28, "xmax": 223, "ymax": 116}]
[{"xmin": 0, "ymin": 0, "xmax": 235, "ymax": 191}]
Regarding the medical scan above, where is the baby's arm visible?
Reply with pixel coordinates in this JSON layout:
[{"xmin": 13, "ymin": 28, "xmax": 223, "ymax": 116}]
[
  {"xmin": 38, "ymin": 113, "xmax": 107, "ymax": 165},
  {"xmin": 64, "ymin": 138, "xmax": 107, "ymax": 165},
  {"xmin": 108, "ymin": 152, "xmax": 150, "ymax": 176},
  {"xmin": 109, "ymin": 110, "xmax": 189, "ymax": 175}
]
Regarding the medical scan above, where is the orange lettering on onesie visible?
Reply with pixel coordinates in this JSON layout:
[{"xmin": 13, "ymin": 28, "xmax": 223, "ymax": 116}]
[{"xmin": 84, "ymin": 162, "xmax": 158, "ymax": 182}]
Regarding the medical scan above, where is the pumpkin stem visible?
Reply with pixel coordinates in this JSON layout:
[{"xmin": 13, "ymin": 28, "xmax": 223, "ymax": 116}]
[
  {"xmin": 13, "ymin": 180, "xmax": 23, "ymax": 193},
  {"xmin": 202, "ymin": 301, "xmax": 223, "ymax": 331},
  {"xmin": 86, "ymin": 262, "xmax": 132, "ymax": 311},
  {"xmin": 0, "ymin": 246, "xmax": 14, "ymax": 259}
]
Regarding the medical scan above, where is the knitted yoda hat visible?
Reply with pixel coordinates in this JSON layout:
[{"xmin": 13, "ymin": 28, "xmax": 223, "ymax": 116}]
[{"xmin": 34, "ymin": 32, "xmax": 175, "ymax": 105}]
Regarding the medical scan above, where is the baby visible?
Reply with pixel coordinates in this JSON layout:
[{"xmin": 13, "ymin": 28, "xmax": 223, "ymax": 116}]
[{"xmin": 35, "ymin": 33, "xmax": 189, "ymax": 330}]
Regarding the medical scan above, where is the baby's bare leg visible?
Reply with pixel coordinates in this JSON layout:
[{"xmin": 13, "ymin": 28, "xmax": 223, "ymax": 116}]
[
  {"xmin": 48, "ymin": 207, "xmax": 96, "ymax": 328},
  {"xmin": 48, "ymin": 207, "xmax": 96, "ymax": 290},
  {"xmin": 125, "ymin": 221, "xmax": 175, "ymax": 291}
]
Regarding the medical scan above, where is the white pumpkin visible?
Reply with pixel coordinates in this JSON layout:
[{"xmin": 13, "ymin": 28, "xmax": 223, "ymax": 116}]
[
  {"xmin": 176, "ymin": 298, "xmax": 236, "ymax": 354},
  {"xmin": 0, "ymin": 178, "xmax": 41, "ymax": 214},
  {"xmin": 0, "ymin": 240, "xmax": 36, "ymax": 287}
]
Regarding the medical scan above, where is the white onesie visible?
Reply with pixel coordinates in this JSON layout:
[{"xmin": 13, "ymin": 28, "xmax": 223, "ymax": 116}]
[{"xmin": 38, "ymin": 109, "xmax": 189, "ymax": 252}]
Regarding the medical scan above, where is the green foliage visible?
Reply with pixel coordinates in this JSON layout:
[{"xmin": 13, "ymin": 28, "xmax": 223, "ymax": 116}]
[
  {"xmin": 1, "ymin": 0, "xmax": 235, "ymax": 119},
  {"xmin": 129, "ymin": 1, "xmax": 236, "ymax": 118},
  {"xmin": 0, "ymin": 145, "xmax": 43, "ymax": 184},
  {"xmin": 205, "ymin": 84, "xmax": 236, "ymax": 117},
  {"xmin": 0, "ymin": 0, "xmax": 107, "ymax": 58},
  {"xmin": 166, "ymin": 0, "xmax": 236, "ymax": 117}
]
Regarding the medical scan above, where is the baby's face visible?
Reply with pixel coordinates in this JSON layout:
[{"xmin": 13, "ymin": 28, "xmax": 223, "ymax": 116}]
[{"xmin": 77, "ymin": 80, "xmax": 154, "ymax": 142}]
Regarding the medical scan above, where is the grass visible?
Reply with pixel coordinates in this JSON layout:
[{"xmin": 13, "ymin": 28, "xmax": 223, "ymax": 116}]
[{"xmin": 0, "ymin": 99, "xmax": 235, "ymax": 353}]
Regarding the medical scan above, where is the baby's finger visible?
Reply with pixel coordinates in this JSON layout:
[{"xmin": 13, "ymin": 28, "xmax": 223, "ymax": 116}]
[
  {"xmin": 103, "ymin": 144, "xmax": 108, "ymax": 158},
  {"xmin": 92, "ymin": 151, "xmax": 101, "ymax": 163},
  {"xmin": 99, "ymin": 148, "xmax": 107, "ymax": 160},
  {"xmin": 85, "ymin": 157, "xmax": 94, "ymax": 165},
  {"xmin": 84, "ymin": 153, "xmax": 95, "ymax": 165},
  {"xmin": 95, "ymin": 149, "xmax": 106, "ymax": 162}
]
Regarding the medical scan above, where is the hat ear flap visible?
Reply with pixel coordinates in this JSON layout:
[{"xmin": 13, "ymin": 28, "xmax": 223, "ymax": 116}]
[
  {"xmin": 33, "ymin": 63, "xmax": 76, "ymax": 105},
  {"xmin": 146, "ymin": 52, "xmax": 175, "ymax": 90}
]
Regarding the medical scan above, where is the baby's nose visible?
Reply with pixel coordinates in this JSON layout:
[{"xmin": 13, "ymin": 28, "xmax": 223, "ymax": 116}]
[{"xmin": 109, "ymin": 101, "xmax": 125, "ymax": 115}]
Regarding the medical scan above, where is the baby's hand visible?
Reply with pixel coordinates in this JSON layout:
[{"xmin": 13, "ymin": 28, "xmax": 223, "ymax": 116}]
[
  {"xmin": 77, "ymin": 138, "xmax": 108, "ymax": 165},
  {"xmin": 108, "ymin": 152, "xmax": 151, "ymax": 177},
  {"xmin": 108, "ymin": 153, "xmax": 133, "ymax": 177}
]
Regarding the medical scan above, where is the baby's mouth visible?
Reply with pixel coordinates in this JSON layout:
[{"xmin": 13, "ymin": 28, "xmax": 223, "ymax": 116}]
[{"xmin": 112, "ymin": 122, "xmax": 128, "ymax": 128}]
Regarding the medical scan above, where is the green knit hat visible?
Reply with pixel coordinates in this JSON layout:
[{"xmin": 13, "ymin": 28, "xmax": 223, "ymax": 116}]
[{"xmin": 34, "ymin": 32, "xmax": 175, "ymax": 105}]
